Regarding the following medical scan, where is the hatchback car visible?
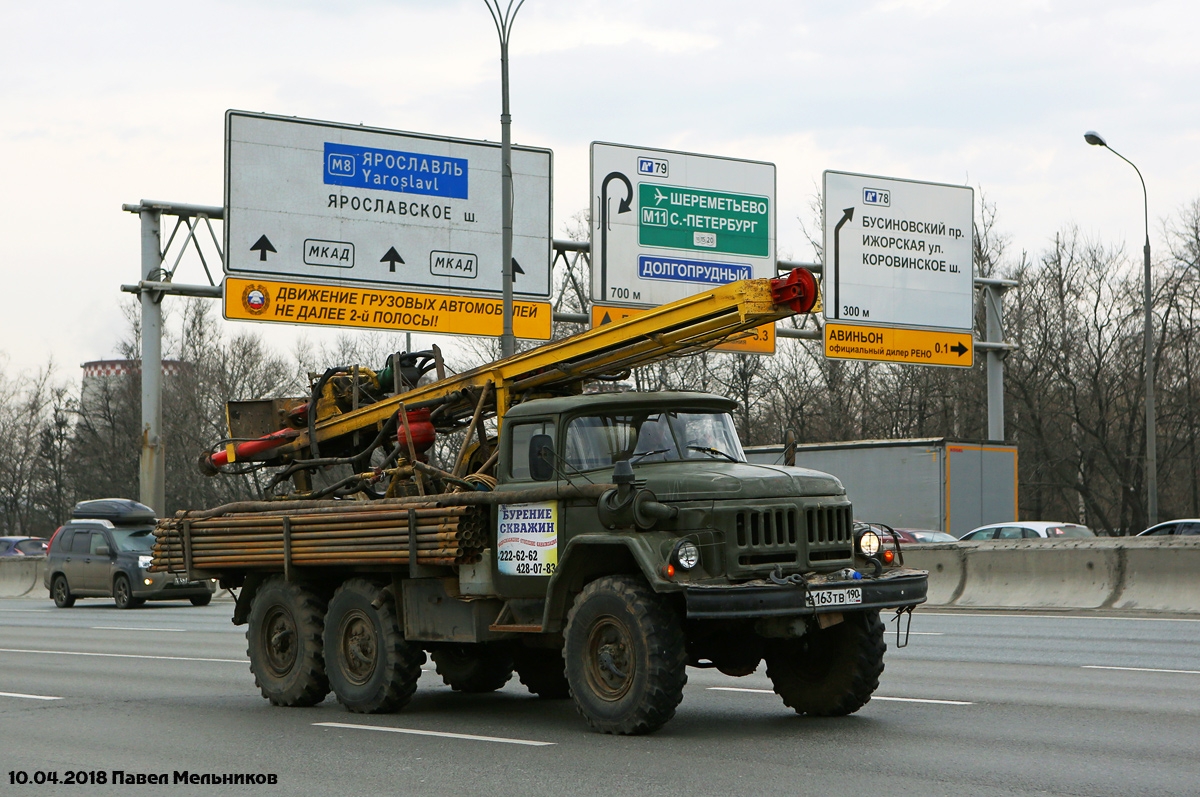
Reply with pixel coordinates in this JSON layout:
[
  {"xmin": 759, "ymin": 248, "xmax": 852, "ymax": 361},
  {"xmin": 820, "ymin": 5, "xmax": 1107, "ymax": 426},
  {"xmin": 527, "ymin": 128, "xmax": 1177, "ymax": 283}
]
[
  {"xmin": 0, "ymin": 536, "xmax": 49, "ymax": 556},
  {"xmin": 960, "ymin": 521, "xmax": 1095, "ymax": 540},
  {"xmin": 1136, "ymin": 519, "xmax": 1200, "ymax": 537},
  {"xmin": 44, "ymin": 498, "xmax": 215, "ymax": 609}
]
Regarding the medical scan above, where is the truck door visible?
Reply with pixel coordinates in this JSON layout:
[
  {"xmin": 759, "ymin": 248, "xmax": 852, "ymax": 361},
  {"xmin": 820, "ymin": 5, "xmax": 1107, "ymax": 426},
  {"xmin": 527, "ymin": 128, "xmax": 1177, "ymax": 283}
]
[{"xmin": 492, "ymin": 418, "xmax": 559, "ymax": 599}]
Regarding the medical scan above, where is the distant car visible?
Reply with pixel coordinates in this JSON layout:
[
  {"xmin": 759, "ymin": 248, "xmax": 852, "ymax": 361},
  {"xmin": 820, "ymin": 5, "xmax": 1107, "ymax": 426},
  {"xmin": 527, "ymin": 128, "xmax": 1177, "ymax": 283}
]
[
  {"xmin": 43, "ymin": 498, "xmax": 215, "ymax": 609},
  {"xmin": 1136, "ymin": 519, "xmax": 1200, "ymax": 537},
  {"xmin": 0, "ymin": 536, "xmax": 49, "ymax": 556},
  {"xmin": 897, "ymin": 528, "xmax": 960, "ymax": 542},
  {"xmin": 960, "ymin": 521, "xmax": 1095, "ymax": 541}
]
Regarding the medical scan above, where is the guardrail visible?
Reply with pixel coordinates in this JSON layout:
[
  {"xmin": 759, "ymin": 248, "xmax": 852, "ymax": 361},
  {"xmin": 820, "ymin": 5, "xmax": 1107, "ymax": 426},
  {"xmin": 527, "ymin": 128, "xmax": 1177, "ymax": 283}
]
[{"xmin": 902, "ymin": 538, "xmax": 1200, "ymax": 613}]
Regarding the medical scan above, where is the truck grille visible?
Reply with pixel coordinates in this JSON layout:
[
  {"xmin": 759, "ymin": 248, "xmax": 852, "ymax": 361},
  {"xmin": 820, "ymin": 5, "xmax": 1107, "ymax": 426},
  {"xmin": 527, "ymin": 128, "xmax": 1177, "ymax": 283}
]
[{"xmin": 727, "ymin": 502, "xmax": 854, "ymax": 574}]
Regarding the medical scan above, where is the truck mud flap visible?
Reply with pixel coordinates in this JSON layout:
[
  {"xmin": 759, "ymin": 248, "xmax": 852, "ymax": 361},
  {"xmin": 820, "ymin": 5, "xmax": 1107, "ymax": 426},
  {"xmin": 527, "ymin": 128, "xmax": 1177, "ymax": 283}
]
[{"xmin": 683, "ymin": 572, "xmax": 927, "ymax": 620}]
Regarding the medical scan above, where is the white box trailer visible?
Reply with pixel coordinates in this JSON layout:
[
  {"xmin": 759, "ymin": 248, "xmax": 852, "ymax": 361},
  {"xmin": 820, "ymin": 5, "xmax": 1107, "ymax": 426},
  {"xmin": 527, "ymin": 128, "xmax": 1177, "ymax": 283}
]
[{"xmin": 745, "ymin": 438, "xmax": 1017, "ymax": 538}]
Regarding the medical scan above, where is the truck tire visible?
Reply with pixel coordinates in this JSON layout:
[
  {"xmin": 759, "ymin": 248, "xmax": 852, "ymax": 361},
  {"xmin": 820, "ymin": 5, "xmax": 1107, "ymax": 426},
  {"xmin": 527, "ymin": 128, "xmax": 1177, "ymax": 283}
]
[
  {"xmin": 764, "ymin": 610, "xmax": 885, "ymax": 717},
  {"xmin": 247, "ymin": 577, "xmax": 330, "ymax": 707},
  {"xmin": 51, "ymin": 575, "xmax": 75, "ymax": 608},
  {"xmin": 512, "ymin": 647, "xmax": 571, "ymax": 699},
  {"xmin": 324, "ymin": 579, "xmax": 424, "ymax": 714},
  {"xmin": 564, "ymin": 575, "xmax": 687, "ymax": 735},
  {"xmin": 431, "ymin": 645, "xmax": 514, "ymax": 693}
]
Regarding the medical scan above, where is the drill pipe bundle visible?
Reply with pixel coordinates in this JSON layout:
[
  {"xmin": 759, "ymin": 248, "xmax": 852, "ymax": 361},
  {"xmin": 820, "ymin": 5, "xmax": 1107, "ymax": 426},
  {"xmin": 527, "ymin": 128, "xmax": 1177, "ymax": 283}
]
[{"xmin": 152, "ymin": 502, "xmax": 488, "ymax": 571}]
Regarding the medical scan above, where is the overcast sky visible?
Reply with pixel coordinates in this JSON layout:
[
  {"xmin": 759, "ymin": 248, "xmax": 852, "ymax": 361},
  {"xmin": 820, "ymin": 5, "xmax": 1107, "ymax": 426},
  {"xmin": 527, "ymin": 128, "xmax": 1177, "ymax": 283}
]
[{"xmin": 4, "ymin": 0, "xmax": 1198, "ymax": 380}]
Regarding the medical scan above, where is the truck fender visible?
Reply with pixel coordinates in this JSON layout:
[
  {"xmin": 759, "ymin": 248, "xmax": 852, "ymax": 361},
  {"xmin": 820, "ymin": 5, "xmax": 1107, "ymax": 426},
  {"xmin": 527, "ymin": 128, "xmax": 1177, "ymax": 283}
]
[{"xmin": 541, "ymin": 535, "xmax": 675, "ymax": 633}]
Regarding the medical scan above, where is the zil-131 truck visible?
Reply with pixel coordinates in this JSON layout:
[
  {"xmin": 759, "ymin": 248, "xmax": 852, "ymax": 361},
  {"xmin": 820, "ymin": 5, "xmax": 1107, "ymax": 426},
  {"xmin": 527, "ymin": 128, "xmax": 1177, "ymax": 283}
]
[{"xmin": 152, "ymin": 269, "xmax": 927, "ymax": 734}]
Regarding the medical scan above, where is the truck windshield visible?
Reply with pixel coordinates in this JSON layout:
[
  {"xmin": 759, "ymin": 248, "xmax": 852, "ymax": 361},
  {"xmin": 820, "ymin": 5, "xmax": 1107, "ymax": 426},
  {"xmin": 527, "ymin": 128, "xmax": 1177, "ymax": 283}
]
[{"xmin": 564, "ymin": 410, "xmax": 745, "ymax": 471}]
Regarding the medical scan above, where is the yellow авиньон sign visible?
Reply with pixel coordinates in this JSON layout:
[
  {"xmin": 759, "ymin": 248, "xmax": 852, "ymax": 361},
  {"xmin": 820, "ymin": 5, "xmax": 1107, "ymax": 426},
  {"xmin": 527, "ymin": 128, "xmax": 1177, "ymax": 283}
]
[
  {"xmin": 824, "ymin": 322, "xmax": 973, "ymax": 367},
  {"xmin": 225, "ymin": 277, "xmax": 552, "ymax": 340},
  {"xmin": 590, "ymin": 304, "xmax": 775, "ymax": 354}
]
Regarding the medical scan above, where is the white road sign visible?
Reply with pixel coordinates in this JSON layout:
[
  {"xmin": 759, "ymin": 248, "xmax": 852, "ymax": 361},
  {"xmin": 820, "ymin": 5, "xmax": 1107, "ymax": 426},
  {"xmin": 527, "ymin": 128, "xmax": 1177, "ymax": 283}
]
[
  {"xmin": 590, "ymin": 142, "xmax": 775, "ymax": 308},
  {"xmin": 225, "ymin": 111, "xmax": 552, "ymax": 298},
  {"xmin": 823, "ymin": 171, "xmax": 974, "ymax": 331}
]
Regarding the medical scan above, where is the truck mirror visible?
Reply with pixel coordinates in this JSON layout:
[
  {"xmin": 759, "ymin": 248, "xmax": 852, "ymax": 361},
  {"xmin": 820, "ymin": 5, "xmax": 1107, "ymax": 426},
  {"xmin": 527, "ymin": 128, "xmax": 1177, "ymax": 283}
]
[{"xmin": 528, "ymin": 434, "xmax": 554, "ymax": 481}]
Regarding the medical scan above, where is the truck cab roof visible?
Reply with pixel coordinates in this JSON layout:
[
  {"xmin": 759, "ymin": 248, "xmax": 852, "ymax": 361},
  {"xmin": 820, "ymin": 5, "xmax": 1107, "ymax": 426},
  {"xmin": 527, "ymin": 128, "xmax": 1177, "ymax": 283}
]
[{"xmin": 506, "ymin": 391, "xmax": 737, "ymax": 419}]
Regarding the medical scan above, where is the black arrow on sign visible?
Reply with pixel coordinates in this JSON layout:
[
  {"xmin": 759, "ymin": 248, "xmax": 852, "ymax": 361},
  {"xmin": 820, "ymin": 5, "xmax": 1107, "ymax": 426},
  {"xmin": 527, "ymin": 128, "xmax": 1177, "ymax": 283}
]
[
  {"xmin": 512, "ymin": 258, "xmax": 524, "ymax": 282},
  {"xmin": 832, "ymin": 207, "xmax": 854, "ymax": 320},
  {"xmin": 600, "ymin": 311, "xmax": 612, "ymax": 325},
  {"xmin": 250, "ymin": 235, "xmax": 276, "ymax": 261},
  {"xmin": 951, "ymin": 341, "xmax": 968, "ymax": 357},
  {"xmin": 381, "ymin": 247, "xmax": 405, "ymax": 273},
  {"xmin": 599, "ymin": 171, "xmax": 634, "ymax": 302}
]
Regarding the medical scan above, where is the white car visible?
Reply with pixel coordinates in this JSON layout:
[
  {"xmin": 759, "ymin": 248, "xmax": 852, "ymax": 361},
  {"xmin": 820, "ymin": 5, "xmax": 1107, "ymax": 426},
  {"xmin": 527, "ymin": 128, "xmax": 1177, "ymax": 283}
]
[
  {"xmin": 1136, "ymin": 519, "xmax": 1200, "ymax": 537},
  {"xmin": 959, "ymin": 521, "xmax": 1095, "ymax": 541}
]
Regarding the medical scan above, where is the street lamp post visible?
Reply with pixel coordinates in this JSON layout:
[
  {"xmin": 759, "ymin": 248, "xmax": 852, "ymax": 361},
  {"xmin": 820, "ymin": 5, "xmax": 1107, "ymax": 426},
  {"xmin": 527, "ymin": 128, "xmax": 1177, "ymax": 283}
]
[
  {"xmin": 486, "ymin": 0, "xmax": 526, "ymax": 359},
  {"xmin": 1085, "ymin": 131, "xmax": 1157, "ymax": 526}
]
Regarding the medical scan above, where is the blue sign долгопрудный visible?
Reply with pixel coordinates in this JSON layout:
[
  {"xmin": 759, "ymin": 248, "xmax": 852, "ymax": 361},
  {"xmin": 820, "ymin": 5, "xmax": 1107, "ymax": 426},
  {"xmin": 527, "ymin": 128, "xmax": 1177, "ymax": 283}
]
[
  {"xmin": 323, "ymin": 143, "xmax": 469, "ymax": 199},
  {"xmin": 637, "ymin": 255, "xmax": 751, "ymax": 286}
]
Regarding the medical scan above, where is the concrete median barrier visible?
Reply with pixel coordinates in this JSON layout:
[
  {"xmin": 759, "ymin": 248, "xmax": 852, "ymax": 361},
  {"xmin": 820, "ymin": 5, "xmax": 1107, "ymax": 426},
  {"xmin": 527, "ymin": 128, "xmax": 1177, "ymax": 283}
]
[
  {"xmin": 902, "ymin": 545, "xmax": 966, "ymax": 605},
  {"xmin": 903, "ymin": 538, "xmax": 1200, "ymax": 613},
  {"xmin": 1111, "ymin": 539, "xmax": 1200, "ymax": 613},
  {"xmin": 0, "ymin": 556, "xmax": 48, "ymax": 598}
]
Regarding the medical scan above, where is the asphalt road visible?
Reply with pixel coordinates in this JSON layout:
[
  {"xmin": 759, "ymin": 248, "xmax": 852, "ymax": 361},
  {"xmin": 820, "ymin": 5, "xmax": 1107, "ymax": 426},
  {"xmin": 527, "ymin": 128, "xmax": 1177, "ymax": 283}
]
[{"xmin": 1, "ymin": 598, "xmax": 1198, "ymax": 797}]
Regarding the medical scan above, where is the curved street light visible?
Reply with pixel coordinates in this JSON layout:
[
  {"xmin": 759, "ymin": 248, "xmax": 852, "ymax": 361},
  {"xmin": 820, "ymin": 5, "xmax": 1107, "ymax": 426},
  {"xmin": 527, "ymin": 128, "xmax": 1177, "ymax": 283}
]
[
  {"xmin": 486, "ymin": 0, "xmax": 526, "ymax": 359},
  {"xmin": 1084, "ymin": 130, "xmax": 1157, "ymax": 526}
]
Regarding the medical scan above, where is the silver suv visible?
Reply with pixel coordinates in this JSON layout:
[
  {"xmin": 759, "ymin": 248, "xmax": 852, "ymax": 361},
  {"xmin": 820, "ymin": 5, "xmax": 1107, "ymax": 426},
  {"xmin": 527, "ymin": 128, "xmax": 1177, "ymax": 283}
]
[{"xmin": 44, "ymin": 499, "xmax": 215, "ymax": 609}]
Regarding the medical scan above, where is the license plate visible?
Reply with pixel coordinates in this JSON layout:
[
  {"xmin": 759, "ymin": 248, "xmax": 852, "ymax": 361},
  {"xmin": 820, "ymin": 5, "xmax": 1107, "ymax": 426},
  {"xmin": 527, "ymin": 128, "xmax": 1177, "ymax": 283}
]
[{"xmin": 807, "ymin": 587, "xmax": 863, "ymax": 608}]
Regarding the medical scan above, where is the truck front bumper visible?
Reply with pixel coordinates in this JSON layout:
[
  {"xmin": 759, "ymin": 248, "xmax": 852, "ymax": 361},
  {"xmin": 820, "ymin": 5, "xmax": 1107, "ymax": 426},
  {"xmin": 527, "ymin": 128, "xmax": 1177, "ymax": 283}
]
[{"xmin": 682, "ymin": 568, "xmax": 927, "ymax": 620}]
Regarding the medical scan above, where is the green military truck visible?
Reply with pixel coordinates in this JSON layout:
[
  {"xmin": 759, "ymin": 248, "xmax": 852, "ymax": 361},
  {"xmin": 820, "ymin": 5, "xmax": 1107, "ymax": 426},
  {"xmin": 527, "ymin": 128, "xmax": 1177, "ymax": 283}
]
[{"xmin": 154, "ymin": 390, "xmax": 927, "ymax": 735}]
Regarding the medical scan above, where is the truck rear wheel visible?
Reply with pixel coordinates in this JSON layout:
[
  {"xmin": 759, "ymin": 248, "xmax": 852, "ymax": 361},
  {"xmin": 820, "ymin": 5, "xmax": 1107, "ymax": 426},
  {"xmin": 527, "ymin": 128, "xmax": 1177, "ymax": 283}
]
[
  {"xmin": 324, "ymin": 579, "xmax": 424, "ymax": 714},
  {"xmin": 431, "ymin": 645, "xmax": 514, "ymax": 693},
  {"xmin": 512, "ymin": 647, "xmax": 570, "ymax": 699},
  {"xmin": 564, "ymin": 575, "xmax": 687, "ymax": 735},
  {"xmin": 247, "ymin": 577, "xmax": 330, "ymax": 707},
  {"xmin": 764, "ymin": 610, "xmax": 885, "ymax": 717}
]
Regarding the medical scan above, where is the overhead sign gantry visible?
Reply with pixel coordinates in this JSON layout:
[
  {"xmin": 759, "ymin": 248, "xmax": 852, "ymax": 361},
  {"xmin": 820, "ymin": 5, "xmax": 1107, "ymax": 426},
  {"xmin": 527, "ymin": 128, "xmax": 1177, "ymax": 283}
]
[
  {"xmin": 823, "ymin": 171, "xmax": 974, "ymax": 367},
  {"xmin": 223, "ymin": 111, "xmax": 553, "ymax": 339}
]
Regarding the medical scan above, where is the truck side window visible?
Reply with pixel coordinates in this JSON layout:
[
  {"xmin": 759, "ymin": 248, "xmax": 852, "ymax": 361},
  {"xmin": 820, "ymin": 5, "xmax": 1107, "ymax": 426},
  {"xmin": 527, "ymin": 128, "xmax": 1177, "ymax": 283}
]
[{"xmin": 509, "ymin": 422, "xmax": 554, "ymax": 481}]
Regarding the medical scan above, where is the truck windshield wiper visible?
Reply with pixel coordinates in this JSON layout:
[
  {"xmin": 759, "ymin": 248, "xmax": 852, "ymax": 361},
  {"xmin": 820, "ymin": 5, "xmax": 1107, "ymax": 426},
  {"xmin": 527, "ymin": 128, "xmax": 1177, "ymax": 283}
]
[
  {"xmin": 688, "ymin": 445, "xmax": 738, "ymax": 463},
  {"xmin": 630, "ymin": 448, "xmax": 670, "ymax": 464}
]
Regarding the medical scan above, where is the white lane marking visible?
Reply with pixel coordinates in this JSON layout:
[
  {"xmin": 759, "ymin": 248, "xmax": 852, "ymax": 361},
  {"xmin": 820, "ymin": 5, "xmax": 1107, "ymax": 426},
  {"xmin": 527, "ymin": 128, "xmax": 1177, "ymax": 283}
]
[
  {"xmin": 871, "ymin": 696, "xmax": 974, "ymax": 705},
  {"xmin": 1083, "ymin": 665, "xmax": 1200, "ymax": 675},
  {"xmin": 706, "ymin": 687, "xmax": 973, "ymax": 705},
  {"xmin": 920, "ymin": 612, "xmax": 1200, "ymax": 623},
  {"xmin": 91, "ymin": 627, "xmax": 186, "ymax": 632},
  {"xmin": 0, "ymin": 647, "xmax": 245, "ymax": 664},
  {"xmin": 315, "ymin": 722, "xmax": 554, "ymax": 746},
  {"xmin": 902, "ymin": 632, "xmax": 943, "ymax": 635},
  {"xmin": 0, "ymin": 691, "xmax": 63, "ymax": 701}
]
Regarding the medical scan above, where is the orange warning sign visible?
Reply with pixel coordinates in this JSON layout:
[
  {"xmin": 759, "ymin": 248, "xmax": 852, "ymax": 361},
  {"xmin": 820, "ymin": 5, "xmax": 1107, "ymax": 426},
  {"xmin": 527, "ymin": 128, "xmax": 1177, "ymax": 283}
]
[{"xmin": 225, "ymin": 278, "xmax": 552, "ymax": 340}]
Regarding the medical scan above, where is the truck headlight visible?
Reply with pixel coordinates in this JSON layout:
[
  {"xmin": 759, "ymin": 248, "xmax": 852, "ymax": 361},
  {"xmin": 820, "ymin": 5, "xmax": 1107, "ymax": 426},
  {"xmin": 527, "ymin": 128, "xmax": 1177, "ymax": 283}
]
[
  {"xmin": 672, "ymin": 540, "xmax": 700, "ymax": 570},
  {"xmin": 856, "ymin": 530, "xmax": 881, "ymax": 557},
  {"xmin": 138, "ymin": 555, "xmax": 153, "ymax": 570}
]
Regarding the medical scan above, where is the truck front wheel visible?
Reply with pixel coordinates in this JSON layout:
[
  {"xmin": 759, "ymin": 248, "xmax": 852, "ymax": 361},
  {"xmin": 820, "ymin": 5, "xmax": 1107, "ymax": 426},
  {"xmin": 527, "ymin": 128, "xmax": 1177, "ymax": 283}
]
[
  {"xmin": 247, "ymin": 577, "xmax": 330, "ymax": 707},
  {"xmin": 764, "ymin": 610, "xmax": 885, "ymax": 717},
  {"xmin": 564, "ymin": 575, "xmax": 687, "ymax": 735},
  {"xmin": 324, "ymin": 579, "xmax": 424, "ymax": 713}
]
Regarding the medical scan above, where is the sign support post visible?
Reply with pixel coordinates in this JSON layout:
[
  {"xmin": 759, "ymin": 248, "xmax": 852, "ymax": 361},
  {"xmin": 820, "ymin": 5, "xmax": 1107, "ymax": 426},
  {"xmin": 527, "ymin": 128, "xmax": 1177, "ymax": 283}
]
[{"xmin": 138, "ymin": 207, "xmax": 165, "ymax": 516}]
